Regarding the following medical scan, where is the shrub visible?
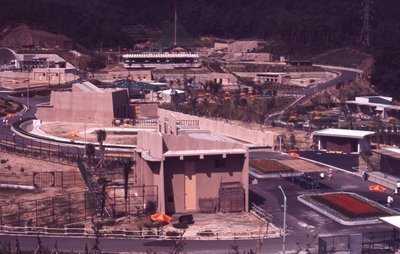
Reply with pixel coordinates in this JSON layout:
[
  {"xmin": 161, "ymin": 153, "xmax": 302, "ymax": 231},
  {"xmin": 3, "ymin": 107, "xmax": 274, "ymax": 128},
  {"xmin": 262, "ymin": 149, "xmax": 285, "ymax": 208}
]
[
  {"xmin": 166, "ymin": 231, "xmax": 180, "ymax": 237},
  {"xmin": 197, "ymin": 230, "xmax": 215, "ymax": 237}
]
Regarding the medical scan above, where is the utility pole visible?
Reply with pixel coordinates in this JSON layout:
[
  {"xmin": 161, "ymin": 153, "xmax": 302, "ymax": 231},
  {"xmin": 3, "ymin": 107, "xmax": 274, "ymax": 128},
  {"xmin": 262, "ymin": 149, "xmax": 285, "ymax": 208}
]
[
  {"xmin": 278, "ymin": 185, "xmax": 287, "ymax": 254},
  {"xmin": 173, "ymin": 1, "xmax": 177, "ymax": 46},
  {"xmin": 360, "ymin": 0, "xmax": 373, "ymax": 46}
]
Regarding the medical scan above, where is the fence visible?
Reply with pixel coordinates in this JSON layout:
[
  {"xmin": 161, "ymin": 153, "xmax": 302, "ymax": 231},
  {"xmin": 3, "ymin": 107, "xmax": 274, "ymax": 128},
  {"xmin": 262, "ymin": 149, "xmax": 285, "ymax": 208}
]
[
  {"xmin": 0, "ymin": 133, "xmax": 133, "ymax": 166},
  {"xmin": 318, "ymin": 230, "xmax": 400, "ymax": 254},
  {"xmin": 108, "ymin": 184, "xmax": 158, "ymax": 217},
  {"xmin": 0, "ymin": 191, "xmax": 93, "ymax": 227}
]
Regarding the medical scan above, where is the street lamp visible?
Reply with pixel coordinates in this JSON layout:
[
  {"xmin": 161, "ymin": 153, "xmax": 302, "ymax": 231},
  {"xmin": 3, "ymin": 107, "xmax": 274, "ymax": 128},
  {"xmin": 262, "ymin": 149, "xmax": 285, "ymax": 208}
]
[
  {"xmin": 278, "ymin": 185, "xmax": 287, "ymax": 254},
  {"xmin": 278, "ymin": 135, "xmax": 283, "ymax": 152},
  {"xmin": 84, "ymin": 122, "xmax": 87, "ymax": 157},
  {"xmin": 27, "ymin": 85, "xmax": 30, "ymax": 109}
]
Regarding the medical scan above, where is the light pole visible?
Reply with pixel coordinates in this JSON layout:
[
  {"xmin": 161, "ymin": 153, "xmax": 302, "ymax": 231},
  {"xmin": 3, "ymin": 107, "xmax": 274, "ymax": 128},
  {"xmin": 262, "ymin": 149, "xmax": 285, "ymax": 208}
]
[
  {"xmin": 27, "ymin": 85, "xmax": 30, "ymax": 109},
  {"xmin": 278, "ymin": 185, "xmax": 287, "ymax": 254},
  {"xmin": 84, "ymin": 121, "xmax": 87, "ymax": 157},
  {"xmin": 278, "ymin": 135, "xmax": 283, "ymax": 152}
]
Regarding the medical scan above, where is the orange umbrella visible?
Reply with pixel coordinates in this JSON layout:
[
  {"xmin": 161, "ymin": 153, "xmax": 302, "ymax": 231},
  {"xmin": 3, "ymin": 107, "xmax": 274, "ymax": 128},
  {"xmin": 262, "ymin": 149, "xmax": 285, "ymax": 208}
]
[
  {"xmin": 150, "ymin": 213, "xmax": 172, "ymax": 223},
  {"xmin": 287, "ymin": 152, "xmax": 300, "ymax": 157},
  {"xmin": 313, "ymin": 116, "xmax": 321, "ymax": 120},
  {"xmin": 289, "ymin": 115, "xmax": 297, "ymax": 120},
  {"xmin": 68, "ymin": 133, "xmax": 79, "ymax": 138},
  {"xmin": 6, "ymin": 113, "xmax": 16, "ymax": 118},
  {"xmin": 369, "ymin": 185, "xmax": 387, "ymax": 192}
]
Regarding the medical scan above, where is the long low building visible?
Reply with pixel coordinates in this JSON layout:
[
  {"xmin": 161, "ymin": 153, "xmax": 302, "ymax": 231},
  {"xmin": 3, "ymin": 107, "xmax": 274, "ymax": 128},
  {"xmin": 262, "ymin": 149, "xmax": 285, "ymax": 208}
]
[{"xmin": 122, "ymin": 52, "xmax": 201, "ymax": 69}]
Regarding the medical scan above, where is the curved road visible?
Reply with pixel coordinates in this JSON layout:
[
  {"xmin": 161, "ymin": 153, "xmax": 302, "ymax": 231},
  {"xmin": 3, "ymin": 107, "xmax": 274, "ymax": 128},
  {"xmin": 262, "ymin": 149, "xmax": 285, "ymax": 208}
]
[{"xmin": 268, "ymin": 69, "xmax": 358, "ymax": 121}]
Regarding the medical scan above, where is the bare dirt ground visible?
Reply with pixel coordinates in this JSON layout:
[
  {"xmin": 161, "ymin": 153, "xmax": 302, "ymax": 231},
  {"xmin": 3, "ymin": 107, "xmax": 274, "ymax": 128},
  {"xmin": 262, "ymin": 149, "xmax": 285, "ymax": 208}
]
[
  {"xmin": 0, "ymin": 151, "xmax": 85, "ymax": 203},
  {"xmin": 39, "ymin": 122, "xmax": 140, "ymax": 145}
]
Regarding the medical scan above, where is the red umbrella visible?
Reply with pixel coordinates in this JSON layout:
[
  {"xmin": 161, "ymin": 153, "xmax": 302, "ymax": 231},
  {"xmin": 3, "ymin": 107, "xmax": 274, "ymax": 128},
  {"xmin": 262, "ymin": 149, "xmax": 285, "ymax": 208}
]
[
  {"xmin": 150, "ymin": 213, "xmax": 172, "ymax": 223},
  {"xmin": 369, "ymin": 185, "xmax": 387, "ymax": 192}
]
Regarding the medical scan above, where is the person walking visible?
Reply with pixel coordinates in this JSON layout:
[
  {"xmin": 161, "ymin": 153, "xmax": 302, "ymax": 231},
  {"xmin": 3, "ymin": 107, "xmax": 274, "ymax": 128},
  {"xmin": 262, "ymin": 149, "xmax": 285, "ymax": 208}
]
[
  {"xmin": 387, "ymin": 195, "xmax": 394, "ymax": 207},
  {"xmin": 328, "ymin": 168, "xmax": 333, "ymax": 181},
  {"xmin": 396, "ymin": 181, "xmax": 400, "ymax": 195}
]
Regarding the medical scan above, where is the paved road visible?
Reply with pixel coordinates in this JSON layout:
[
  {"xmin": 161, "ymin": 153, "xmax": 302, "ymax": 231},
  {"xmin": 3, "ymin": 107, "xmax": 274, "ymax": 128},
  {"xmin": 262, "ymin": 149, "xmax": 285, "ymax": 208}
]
[
  {"xmin": 0, "ymin": 235, "xmax": 272, "ymax": 254},
  {"xmin": 268, "ymin": 69, "xmax": 358, "ymax": 121},
  {"xmin": 250, "ymin": 150, "xmax": 399, "ymax": 253}
]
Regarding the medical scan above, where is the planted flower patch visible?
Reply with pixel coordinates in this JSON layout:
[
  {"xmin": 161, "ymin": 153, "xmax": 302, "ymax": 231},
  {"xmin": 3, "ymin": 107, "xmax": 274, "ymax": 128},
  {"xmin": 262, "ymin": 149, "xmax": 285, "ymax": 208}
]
[{"xmin": 298, "ymin": 192, "xmax": 398, "ymax": 225}]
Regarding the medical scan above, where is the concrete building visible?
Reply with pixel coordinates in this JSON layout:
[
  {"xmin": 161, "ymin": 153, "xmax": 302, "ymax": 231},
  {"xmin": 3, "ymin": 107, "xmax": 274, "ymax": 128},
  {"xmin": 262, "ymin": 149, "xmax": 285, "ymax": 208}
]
[
  {"xmin": 89, "ymin": 65, "xmax": 152, "ymax": 82},
  {"xmin": 152, "ymin": 68, "xmax": 210, "ymax": 84},
  {"xmin": 36, "ymin": 81, "xmax": 130, "ymax": 124},
  {"xmin": 223, "ymin": 53, "xmax": 272, "ymax": 62},
  {"xmin": 227, "ymin": 40, "xmax": 264, "ymax": 53},
  {"xmin": 371, "ymin": 148, "xmax": 400, "ymax": 177},
  {"xmin": 313, "ymin": 128, "xmax": 375, "ymax": 154},
  {"xmin": 0, "ymin": 47, "xmax": 76, "ymax": 85},
  {"xmin": 134, "ymin": 113, "xmax": 249, "ymax": 214},
  {"xmin": 346, "ymin": 96, "xmax": 400, "ymax": 120}
]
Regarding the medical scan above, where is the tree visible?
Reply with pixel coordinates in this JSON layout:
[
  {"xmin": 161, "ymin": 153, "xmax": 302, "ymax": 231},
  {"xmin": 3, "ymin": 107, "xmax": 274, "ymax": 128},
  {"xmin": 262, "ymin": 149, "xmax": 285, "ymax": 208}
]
[
  {"xmin": 96, "ymin": 129, "xmax": 107, "ymax": 152},
  {"xmin": 289, "ymin": 133, "xmax": 297, "ymax": 150},
  {"xmin": 85, "ymin": 143, "xmax": 96, "ymax": 163}
]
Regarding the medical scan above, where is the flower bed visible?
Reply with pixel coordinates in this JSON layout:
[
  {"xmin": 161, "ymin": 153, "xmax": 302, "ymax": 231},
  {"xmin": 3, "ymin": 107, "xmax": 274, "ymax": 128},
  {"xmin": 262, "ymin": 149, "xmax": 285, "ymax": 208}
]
[
  {"xmin": 249, "ymin": 160, "xmax": 294, "ymax": 174},
  {"xmin": 298, "ymin": 192, "xmax": 399, "ymax": 225}
]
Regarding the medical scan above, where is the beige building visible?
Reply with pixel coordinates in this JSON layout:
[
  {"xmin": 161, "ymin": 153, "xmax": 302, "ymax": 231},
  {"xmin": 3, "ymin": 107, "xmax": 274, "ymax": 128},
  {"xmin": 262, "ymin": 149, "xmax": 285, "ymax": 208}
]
[
  {"xmin": 134, "ymin": 114, "xmax": 249, "ymax": 214},
  {"xmin": 0, "ymin": 47, "xmax": 77, "ymax": 85},
  {"xmin": 89, "ymin": 65, "xmax": 152, "ymax": 82},
  {"xmin": 36, "ymin": 81, "xmax": 130, "ymax": 124}
]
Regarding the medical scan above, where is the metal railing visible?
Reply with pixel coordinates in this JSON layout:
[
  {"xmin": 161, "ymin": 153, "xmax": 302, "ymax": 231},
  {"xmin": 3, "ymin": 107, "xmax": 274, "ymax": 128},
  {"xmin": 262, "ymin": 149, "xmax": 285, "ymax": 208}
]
[
  {"xmin": 0, "ymin": 225, "xmax": 277, "ymax": 240},
  {"xmin": 250, "ymin": 203, "xmax": 273, "ymax": 223}
]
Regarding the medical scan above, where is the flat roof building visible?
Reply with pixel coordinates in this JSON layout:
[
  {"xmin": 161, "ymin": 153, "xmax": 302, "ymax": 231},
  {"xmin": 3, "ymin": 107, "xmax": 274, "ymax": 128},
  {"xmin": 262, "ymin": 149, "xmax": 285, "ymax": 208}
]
[
  {"xmin": 122, "ymin": 46, "xmax": 201, "ymax": 70},
  {"xmin": 313, "ymin": 128, "xmax": 375, "ymax": 154},
  {"xmin": 346, "ymin": 96, "xmax": 400, "ymax": 120},
  {"xmin": 134, "ymin": 113, "xmax": 249, "ymax": 214}
]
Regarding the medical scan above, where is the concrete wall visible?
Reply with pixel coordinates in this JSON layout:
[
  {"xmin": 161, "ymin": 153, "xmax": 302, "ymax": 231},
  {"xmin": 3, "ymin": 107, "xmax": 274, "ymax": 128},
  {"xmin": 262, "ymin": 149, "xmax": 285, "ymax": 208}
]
[
  {"xmin": 158, "ymin": 109, "xmax": 277, "ymax": 148},
  {"xmin": 0, "ymin": 69, "xmax": 75, "ymax": 85},
  {"xmin": 227, "ymin": 41, "xmax": 259, "ymax": 53},
  {"xmin": 137, "ymin": 131, "xmax": 163, "ymax": 159},
  {"xmin": 37, "ymin": 88, "xmax": 129, "ymax": 124},
  {"xmin": 164, "ymin": 154, "xmax": 246, "ymax": 213},
  {"xmin": 90, "ymin": 70, "xmax": 151, "ymax": 82},
  {"xmin": 207, "ymin": 72, "xmax": 237, "ymax": 85},
  {"xmin": 152, "ymin": 73, "xmax": 209, "ymax": 84}
]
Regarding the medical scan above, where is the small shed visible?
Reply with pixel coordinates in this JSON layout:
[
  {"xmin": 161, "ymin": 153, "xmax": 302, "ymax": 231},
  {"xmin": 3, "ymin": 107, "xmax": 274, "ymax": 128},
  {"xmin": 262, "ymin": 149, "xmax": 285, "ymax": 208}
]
[{"xmin": 312, "ymin": 128, "xmax": 375, "ymax": 154}]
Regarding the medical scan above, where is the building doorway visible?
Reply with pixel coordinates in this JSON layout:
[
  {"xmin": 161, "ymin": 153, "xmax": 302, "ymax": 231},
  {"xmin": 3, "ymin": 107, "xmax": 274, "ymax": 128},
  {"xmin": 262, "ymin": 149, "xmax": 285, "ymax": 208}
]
[{"xmin": 184, "ymin": 161, "xmax": 196, "ymax": 210}]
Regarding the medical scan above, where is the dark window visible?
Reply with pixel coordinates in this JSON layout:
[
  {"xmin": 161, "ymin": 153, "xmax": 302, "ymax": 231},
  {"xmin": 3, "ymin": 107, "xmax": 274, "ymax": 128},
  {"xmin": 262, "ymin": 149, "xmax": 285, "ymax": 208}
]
[{"xmin": 215, "ymin": 158, "xmax": 226, "ymax": 169}]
